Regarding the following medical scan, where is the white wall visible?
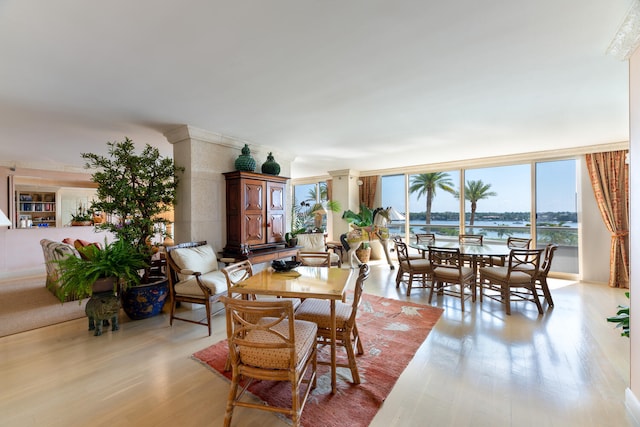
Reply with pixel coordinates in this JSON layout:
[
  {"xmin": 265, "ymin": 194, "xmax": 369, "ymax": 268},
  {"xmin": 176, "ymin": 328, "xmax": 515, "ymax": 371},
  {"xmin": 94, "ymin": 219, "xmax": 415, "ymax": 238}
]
[{"xmin": 628, "ymin": 47, "xmax": 640, "ymax": 423}]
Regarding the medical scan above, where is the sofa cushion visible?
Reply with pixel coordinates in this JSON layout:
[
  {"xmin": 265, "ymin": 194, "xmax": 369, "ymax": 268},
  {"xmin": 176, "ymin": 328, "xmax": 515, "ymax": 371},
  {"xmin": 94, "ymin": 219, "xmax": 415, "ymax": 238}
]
[
  {"xmin": 40, "ymin": 239, "xmax": 82, "ymax": 299},
  {"xmin": 171, "ymin": 244, "xmax": 219, "ymax": 281}
]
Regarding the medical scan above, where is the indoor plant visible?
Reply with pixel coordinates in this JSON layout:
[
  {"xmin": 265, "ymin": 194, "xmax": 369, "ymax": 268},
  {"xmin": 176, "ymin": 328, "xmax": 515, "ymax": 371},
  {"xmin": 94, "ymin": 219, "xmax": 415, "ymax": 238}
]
[
  {"xmin": 81, "ymin": 137, "xmax": 184, "ymax": 319},
  {"xmin": 54, "ymin": 239, "xmax": 148, "ymax": 302},
  {"xmin": 70, "ymin": 204, "xmax": 94, "ymax": 226},
  {"xmin": 607, "ymin": 292, "xmax": 630, "ymax": 337},
  {"xmin": 342, "ymin": 204, "xmax": 389, "ymax": 262}
]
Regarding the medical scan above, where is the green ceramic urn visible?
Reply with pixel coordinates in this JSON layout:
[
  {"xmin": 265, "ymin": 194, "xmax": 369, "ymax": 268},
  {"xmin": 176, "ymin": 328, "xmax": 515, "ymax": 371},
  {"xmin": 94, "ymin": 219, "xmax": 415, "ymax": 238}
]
[
  {"xmin": 261, "ymin": 152, "xmax": 281, "ymax": 175},
  {"xmin": 235, "ymin": 144, "xmax": 256, "ymax": 172}
]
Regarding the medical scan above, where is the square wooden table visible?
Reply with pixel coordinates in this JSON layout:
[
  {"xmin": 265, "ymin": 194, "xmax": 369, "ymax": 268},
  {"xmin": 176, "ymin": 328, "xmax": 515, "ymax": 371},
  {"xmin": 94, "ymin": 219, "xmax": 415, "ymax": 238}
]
[{"xmin": 229, "ymin": 266, "xmax": 353, "ymax": 394}]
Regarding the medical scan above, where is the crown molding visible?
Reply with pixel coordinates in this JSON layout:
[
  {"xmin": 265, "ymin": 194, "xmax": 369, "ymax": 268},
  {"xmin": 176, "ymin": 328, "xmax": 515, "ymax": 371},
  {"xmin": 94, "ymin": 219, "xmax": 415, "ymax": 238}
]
[{"xmin": 607, "ymin": 0, "xmax": 640, "ymax": 60}]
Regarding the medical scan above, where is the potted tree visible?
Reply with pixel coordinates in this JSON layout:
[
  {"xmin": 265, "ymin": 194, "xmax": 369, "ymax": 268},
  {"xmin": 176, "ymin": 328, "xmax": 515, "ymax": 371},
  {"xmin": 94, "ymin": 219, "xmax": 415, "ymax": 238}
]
[{"xmin": 82, "ymin": 137, "xmax": 184, "ymax": 320}]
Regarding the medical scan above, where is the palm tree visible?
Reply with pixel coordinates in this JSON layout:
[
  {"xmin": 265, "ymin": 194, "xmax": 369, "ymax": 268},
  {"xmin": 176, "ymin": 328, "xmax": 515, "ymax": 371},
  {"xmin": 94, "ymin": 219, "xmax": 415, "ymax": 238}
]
[
  {"xmin": 409, "ymin": 173, "xmax": 456, "ymax": 224},
  {"xmin": 460, "ymin": 180, "xmax": 497, "ymax": 225}
]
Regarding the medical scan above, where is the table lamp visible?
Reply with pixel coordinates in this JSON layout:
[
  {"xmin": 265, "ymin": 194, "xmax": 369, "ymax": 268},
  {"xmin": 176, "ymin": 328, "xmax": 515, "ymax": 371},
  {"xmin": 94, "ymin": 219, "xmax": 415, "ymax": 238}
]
[{"xmin": 0, "ymin": 209, "xmax": 11, "ymax": 227}]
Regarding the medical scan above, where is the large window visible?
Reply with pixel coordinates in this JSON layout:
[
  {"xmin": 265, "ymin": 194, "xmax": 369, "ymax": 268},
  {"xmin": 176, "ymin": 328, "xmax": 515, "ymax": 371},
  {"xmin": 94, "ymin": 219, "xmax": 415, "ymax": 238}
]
[
  {"xmin": 380, "ymin": 158, "xmax": 578, "ymax": 274},
  {"xmin": 536, "ymin": 160, "xmax": 578, "ymax": 273},
  {"xmin": 408, "ymin": 171, "xmax": 460, "ymax": 242},
  {"xmin": 463, "ymin": 164, "xmax": 530, "ymax": 243}
]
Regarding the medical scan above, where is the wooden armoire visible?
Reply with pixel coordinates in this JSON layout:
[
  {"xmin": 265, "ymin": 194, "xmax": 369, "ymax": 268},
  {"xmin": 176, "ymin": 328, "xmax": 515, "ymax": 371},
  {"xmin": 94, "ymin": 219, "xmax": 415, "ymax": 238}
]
[{"xmin": 223, "ymin": 171, "xmax": 289, "ymax": 260}]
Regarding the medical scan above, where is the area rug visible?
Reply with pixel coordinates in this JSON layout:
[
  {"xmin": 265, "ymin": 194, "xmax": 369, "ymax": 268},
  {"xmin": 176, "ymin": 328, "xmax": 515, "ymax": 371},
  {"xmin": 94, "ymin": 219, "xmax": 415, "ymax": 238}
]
[
  {"xmin": 193, "ymin": 293, "xmax": 443, "ymax": 427},
  {"xmin": 0, "ymin": 275, "xmax": 87, "ymax": 338}
]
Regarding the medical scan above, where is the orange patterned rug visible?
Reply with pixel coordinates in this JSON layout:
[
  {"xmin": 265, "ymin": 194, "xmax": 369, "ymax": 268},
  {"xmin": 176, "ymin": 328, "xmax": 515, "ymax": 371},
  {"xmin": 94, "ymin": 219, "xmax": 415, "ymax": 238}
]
[{"xmin": 193, "ymin": 293, "xmax": 443, "ymax": 427}]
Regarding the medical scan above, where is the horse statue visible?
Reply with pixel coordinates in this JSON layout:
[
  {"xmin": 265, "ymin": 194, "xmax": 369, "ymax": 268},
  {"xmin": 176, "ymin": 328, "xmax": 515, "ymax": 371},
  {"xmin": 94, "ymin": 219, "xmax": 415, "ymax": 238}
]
[{"xmin": 341, "ymin": 207, "xmax": 394, "ymax": 269}]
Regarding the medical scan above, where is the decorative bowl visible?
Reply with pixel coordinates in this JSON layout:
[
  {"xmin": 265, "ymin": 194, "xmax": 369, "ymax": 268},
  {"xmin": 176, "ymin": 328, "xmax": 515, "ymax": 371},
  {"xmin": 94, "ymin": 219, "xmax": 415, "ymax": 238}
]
[{"xmin": 271, "ymin": 260, "xmax": 301, "ymax": 272}]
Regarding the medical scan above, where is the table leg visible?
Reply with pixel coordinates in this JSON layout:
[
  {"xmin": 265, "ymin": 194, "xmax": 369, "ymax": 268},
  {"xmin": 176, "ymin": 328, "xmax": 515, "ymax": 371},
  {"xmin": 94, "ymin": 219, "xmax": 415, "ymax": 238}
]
[{"xmin": 330, "ymin": 300, "xmax": 337, "ymax": 394}]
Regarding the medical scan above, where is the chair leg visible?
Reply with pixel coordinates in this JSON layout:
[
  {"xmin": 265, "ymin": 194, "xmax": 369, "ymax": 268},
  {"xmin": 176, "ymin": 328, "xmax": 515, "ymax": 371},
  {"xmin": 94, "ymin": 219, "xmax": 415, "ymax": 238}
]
[
  {"xmin": 395, "ymin": 268, "xmax": 402, "ymax": 288},
  {"xmin": 224, "ymin": 371, "xmax": 240, "ymax": 427},
  {"xmin": 504, "ymin": 285, "xmax": 511, "ymax": 315},
  {"xmin": 205, "ymin": 300, "xmax": 212, "ymax": 336},
  {"xmin": 169, "ymin": 299, "xmax": 176, "ymax": 326},
  {"xmin": 343, "ymin": 331, "xmax": 361, "ymax": 384},
  {"xmin": 531, "ymin": 284, "xmax": 544, "ymax": 314},
  {"xmin": 407, "ymin": 275, "xmax": 413, "ymax": 296},
  {"xmin": 459, "ymin": 283, "xmax": 465, "ymax": 312},
  {"xmin": 540, "ymin": 278, "xmax": 554, "ymax": 307},
  {"xmin": 291, "ymin": 375, "xmax": 301, "ymax": 426},
  {"xmin": 353, "ymin": 324, "xmax": 364, "ymax": 355},
  {"xmin": 428, "ymin": 278, "xmax": 436, "ymax": 303}
]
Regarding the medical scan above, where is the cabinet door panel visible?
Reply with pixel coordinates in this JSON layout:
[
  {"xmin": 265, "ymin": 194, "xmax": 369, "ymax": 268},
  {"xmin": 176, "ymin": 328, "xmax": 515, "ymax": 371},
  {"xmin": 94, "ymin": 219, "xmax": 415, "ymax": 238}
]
[
  {"xmin": 267, "ymin": 181, "xmax": 286, "ymax": 243},
  {"xmin": 244, "ymin": 214, "xmax": 264, "ymax": 245},
  {"xmin": 243, "ymin": 181, "xmax": 263, "ymax": 211}
]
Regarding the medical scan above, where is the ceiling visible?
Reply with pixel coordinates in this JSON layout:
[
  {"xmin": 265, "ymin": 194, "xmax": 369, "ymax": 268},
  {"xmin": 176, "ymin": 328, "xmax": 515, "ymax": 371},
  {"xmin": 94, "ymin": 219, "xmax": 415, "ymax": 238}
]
[{"xmin": 0, "ymin": 1, "xmax": 633, "ymax": 178}]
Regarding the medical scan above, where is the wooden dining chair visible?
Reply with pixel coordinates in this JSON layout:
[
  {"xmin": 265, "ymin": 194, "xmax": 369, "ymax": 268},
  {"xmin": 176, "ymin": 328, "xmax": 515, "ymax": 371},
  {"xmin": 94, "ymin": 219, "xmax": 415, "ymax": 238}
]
[
  {"xmin": 293, "ymin": 264, "xmax": 370, "ymax": 384},
  {"xmin": 296, "ymin": 250, "xmax": 332, "ymax": 267},
  {"xmin": 220, "ymin": 296, "xmax": 317, "ymax": 427},
  {"xmin": 458, "ymin": 234, "xmax": 484, "ymax": 269},
  {"xmin": 394, "ymin": 241, "xmax": 432, "ymax": 296},
  {"xmin": 428, "ymin": 246, "xmax": 476, "ymax": 311},
  {"xmin": 490, "ymin": 236, "xmax": 532, "ymax": 266},
  {"xmin": 414, "ymin": 233, "xmax": 435, "ymax": 258},
  {"xmin": 478, "ymin": 248, "xmax": 545, "ymax": 315},
  {"xmin": 392, "ymin": 236, "xmax": 423, "ymax": 260},
  {"xmin": 534, "ymin": 244, "xmax": 558, "ymax": 307}
]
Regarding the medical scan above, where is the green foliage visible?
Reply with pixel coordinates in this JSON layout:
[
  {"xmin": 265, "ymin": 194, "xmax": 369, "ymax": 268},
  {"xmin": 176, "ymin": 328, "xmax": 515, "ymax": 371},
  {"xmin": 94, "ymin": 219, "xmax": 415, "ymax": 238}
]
[
  {"xmin": 607, "ymin": 292, "xmax": 630, "ymax": 337},
  {"xmin": 290, "ymin": 199, "xmax": 341, "ymax": 235},
  {"xmin": 409, "ymin": 172, "xmax": 456, "ymax": 225},
  {"xmin": 342, "ymin": 204, "xmax": 375, "ymax": 227},
  {"xmin": 54, "ymin": 239, "xmax": 148, "ymax": 302},
  {"xmin": 81, "ymin": 138, "xmax": 184, "ymax": 260},
  {"xmin": 70, "ymin": 203, "xmax": 94, "ymax": 222}
]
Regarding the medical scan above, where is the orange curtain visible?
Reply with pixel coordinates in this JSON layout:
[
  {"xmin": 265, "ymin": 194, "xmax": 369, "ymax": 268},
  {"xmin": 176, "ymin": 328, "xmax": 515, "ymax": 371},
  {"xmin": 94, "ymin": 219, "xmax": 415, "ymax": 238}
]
[
  {"xmin": 585, "ymin": 150, "xmax": 629, "ymax": 288},
  {"xmin": 326, "ymin": 179, "xmax": 332, "ymax": 202},
  {"xmin": 359, "ymin": 176, "xmax": 378, "ymax": 209}
]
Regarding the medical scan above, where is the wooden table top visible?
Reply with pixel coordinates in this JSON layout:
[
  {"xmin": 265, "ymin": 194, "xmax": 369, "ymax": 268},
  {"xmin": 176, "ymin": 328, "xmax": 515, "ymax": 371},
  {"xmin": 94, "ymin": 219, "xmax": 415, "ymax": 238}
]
[{"xmin": 230, "ymin": 266, "xmax": 352, "ymax": 301}]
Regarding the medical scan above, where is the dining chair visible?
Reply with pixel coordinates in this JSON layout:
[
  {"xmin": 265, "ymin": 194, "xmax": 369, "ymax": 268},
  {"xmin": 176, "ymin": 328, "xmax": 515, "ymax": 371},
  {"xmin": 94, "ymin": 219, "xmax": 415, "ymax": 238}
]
[
  {"xmin": 392, "ymin": 236, "xmax": 423, "ymax": 260},
  {"xmin": 478, "ymin": 248, "xmax": 545, "ymax": 315},
  {"xmin": 220, "ymin": 296, "xmax": 317, "ymax": 427},
  {"xmin": 414, "ymin": 233, "xmax": 435, "ymax": 258},
  {"xmin": 394, "ymin": 241, "xmax": 432, "ymax": 296},
  {"xmin": 490, "ymin": 236, "xmax": 532, "ymax": 266},
  {"xmin": 428, "ymin": 246, "xmax": 476, "ymax": 311},
  {"xmin": 293, "ymin": 264, "xmax": 370, "ymax": 384},
  {"xmin": 534, "ymin": 244, "xmax": 558, "ymax": 307},
  {"xmin": 296, "ymin": 250, "xmax": 332, "ymax": 267},
  {"xmin": 458, "ymin": 234, "xmax": 484, "ymax": 269},
  {"xmin": 222, "ymin": 259, "xmax": 301, "ymax": 308}
]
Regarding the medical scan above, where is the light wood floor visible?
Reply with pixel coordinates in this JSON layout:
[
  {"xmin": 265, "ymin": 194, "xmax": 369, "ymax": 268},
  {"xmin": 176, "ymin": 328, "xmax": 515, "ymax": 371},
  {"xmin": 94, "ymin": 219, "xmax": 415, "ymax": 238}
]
[{"xmin": 0, "ymin": 262, "xmax": 633, "ymax": 427}]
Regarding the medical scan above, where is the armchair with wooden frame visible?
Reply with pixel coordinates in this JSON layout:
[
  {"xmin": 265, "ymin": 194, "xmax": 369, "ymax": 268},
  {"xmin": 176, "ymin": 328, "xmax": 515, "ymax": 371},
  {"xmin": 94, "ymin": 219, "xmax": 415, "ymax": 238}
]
[
  {"xmin": 166, "ymin": 241, "xmax": 229, "ymax": 336},
  {"xmin": 296, "ymin": 232, "xmax": 342, "ymax": 267}
]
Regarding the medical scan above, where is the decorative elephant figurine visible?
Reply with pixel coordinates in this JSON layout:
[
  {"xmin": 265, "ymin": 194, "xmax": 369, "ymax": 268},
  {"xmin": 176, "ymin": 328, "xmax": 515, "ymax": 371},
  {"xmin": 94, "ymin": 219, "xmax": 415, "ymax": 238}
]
[{"xmin": 85, "ymin": 292, "xmax": 120, "ymax": 336}]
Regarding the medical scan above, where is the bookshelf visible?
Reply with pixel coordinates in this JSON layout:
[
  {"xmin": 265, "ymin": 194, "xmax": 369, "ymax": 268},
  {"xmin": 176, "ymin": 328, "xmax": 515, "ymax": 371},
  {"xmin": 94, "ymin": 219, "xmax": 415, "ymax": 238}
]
[{"xmin": 17, "ymin": 191, "xmax": 57, "ymax": 228}]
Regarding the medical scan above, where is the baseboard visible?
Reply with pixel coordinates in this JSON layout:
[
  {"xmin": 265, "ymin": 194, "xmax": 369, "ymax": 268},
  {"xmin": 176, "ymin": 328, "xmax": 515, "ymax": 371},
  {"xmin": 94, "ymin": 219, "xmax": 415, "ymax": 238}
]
[
  {"xmin": 0, "ymin": 268, "xmax": 44, "ymax": 281},
  {"xmin": 626, "ymin": 388, "xmax": 640, "ymax": 426}
]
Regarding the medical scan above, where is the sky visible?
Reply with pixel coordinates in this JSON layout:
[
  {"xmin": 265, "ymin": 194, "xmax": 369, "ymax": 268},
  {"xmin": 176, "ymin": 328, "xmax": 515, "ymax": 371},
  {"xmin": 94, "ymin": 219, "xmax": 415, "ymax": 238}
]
[{"xmin": 381, "ymin": 159, "xmax": 577, "ymax": 213}]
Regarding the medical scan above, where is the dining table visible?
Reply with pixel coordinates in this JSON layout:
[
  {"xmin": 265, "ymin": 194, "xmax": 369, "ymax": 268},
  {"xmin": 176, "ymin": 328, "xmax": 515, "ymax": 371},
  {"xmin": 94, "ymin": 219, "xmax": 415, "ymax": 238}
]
[
  {"xmin": 409, "ymin": 241, "xmax": 512, "ymax": 278},
  {"xmin": 229, "ymin": 265, "xmax": 353, "ymax": 394}
]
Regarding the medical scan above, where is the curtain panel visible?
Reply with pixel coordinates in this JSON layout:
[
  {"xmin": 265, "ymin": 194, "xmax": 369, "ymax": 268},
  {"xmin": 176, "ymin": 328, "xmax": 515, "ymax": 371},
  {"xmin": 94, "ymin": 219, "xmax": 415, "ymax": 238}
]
[
  {"xmin": 585, "ymin": 150, "xmax": 629, "ymax": 288},
  {"xmin": 359, "ymin": 176, "xmax": 378, "ymax": 209}
]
